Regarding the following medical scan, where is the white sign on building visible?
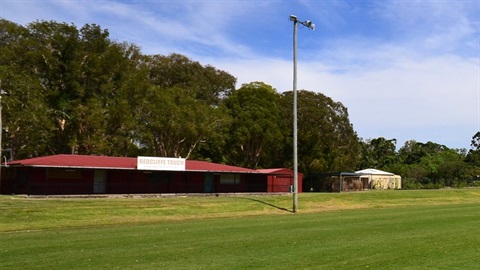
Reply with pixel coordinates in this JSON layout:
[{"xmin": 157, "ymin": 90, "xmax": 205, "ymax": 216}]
[{"xmin": 137, "ymin": 156, "xmax": 186, "ymax": 171}]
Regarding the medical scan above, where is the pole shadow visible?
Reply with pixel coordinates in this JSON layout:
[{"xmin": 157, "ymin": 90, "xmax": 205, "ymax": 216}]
[{"xmin": 236, "ymin": 197, "xmax": 293, "ymax": 213}]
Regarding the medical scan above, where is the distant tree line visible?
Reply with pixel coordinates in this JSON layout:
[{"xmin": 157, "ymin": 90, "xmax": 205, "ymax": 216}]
[
  {"xmin": 358, "ymin": 135, "xmax": 480, "ymax": 189},
  {"xmin": 0, "ymin": 19, "xmax": 479, "ymax": 188}
]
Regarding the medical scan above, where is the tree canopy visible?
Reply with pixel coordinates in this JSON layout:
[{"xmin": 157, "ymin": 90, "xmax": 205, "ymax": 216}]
[
  {"xmin": 279, "ymin": 90, "xmax": 360, "ymax": 174},
  {"xmin": 223, "ymin": 82, "xmax": 285, "ymax": 168}
]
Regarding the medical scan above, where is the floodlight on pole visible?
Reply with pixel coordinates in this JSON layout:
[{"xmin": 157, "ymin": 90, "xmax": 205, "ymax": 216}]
[{"xmin": 290, "ymin": 15, "xmax": 314, "ymax": 213}]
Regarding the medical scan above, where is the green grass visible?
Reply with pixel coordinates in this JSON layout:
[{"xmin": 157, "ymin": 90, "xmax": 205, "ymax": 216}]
[{"xmin": 1, "ymin": 189, "xmax": 480, "ymax": 269}]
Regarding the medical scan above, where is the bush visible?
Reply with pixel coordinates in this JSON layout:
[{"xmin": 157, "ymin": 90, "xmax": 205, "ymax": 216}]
[
  {"xmin": 424, "ymin": 182, "xmax": 443, "ymax": 189},
  {"xmin": 452, "ymin": 180, "xmax": 467, "ymax": 188},
  {"xmin": 402, "ymin": 178, "xmax": 423, "ymax": 189}
]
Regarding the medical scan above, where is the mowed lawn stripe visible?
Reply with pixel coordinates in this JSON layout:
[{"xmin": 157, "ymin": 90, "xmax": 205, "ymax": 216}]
[
  {"xmin": 2, "ymin": 202, "xmax": 479, "ymax": 269},
  {"xmin": 2, "ymin": 189, "xmax": 480, "ymax": 232}
]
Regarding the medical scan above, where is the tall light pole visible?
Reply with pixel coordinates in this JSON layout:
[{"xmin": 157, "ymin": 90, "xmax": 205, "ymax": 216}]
[
  {"xmin": 0, "ymin": 80, "xmax": 8, "ymax": 192},
  {"xmin": 290, "ymin": 15, "xmax": 314, "ymax": 213}
]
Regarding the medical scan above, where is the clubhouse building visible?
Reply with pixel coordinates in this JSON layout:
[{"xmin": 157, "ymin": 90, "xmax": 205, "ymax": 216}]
[{"xmin": 0, "ymin": 155, "xmax": 302, "ymax": 196}]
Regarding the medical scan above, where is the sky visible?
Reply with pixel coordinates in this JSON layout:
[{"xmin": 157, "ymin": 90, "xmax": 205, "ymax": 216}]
[{"xmin": 1, "ymin": 0, "xmax": 479, "ymax": 150}]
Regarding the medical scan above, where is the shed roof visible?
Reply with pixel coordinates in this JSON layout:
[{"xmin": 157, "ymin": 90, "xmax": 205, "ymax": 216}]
[
  {"xmin": 355, "ymin": 168, "xmax": 395, "ymax": 176},
  {"xmin": 6, "ymin": 154, "xmax": 258, "ymax": 173},
  {"xmin": 256, "ymin": 168, "xmax": 291, "ymax": 174},
  {"xmin": 256, "ymin": 168, "xmax": 303, "ymax": 177}
]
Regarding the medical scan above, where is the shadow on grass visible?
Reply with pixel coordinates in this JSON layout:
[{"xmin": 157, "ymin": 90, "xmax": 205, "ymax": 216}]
[{"xmin": 237, "ymin": 197, "xmax": 294, "ymax": 213}]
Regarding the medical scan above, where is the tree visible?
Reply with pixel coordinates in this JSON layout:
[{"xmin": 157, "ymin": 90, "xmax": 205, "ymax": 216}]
[
  {"xmin": 0, "ymin": 20, "xmax": 59, "ymax": 158},
  {"xmin": 74, "ymin": 40, "xmax": 147, "ymax": 156},
  {"xmin": 397, "ymin": 140, "xmax": 468, "ymax": 187},
  {"xmin": 466, "ymin": 132, "xmax": 480, "ymax": 166},
  {"xmin": 359, "ymin": 137, "xmax": 397, "ymax": 169},
  {"xmin": 279, "ymin": 90, "xmax": 360, "ymax": 175},
  {"xmin": 223, "ymin": 82, "xmax": 285, "ymax": 168},
  {"xmin": 0, "ymin": 20, "xmax": 149, "ymax": 158},
  {"xmin": 146, "ymin": 53, "xmax": 236, "ymax": 105},
  {"xmin": 471, "ymin": 132, "xmax": 480, "ymax": 150},
  {"xmin": 133, "ymin": 53, "xmax": 237, "ymax": 160},
  {"xmin": 137, "ymin": 85, "xmax": 229, "ymax": 159}
]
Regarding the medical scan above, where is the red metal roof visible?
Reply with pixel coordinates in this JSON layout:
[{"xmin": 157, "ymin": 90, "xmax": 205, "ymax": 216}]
[
  {"xmin": 257, "ymin": 168, "xmax": 291, "ymax": 174},
  {"xmin": 6, "ymin": 154, "xmax": 258, "ymax": 173},
  {"xmin": 7, "ymin": 155, "xmax": 136, "ymax": 169},
  {"xmin": 257, "ymin": 168, "xmax": 302, "ymax": 177},
  {"xmin": 186, "ymin": 160, "xmax": 256, "ymax": 173}
]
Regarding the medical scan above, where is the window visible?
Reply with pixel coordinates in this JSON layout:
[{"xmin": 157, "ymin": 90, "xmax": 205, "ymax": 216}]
[{"xmin": 220, "ymin": 174, "xmax": 240, "ymax": 184}]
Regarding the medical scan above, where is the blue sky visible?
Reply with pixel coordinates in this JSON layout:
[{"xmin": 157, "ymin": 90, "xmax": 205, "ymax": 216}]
[{"xmin": 1, "ymin": 0, "xmax": 479, "ymax": 150}]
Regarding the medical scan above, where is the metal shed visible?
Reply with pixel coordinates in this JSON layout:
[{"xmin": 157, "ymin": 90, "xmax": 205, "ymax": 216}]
[
  {"xmin": 256, "ymin": 168, "xmax": 303, "ymax": 193},
  {"xmin": 355, "ymin": 168, "xmax": 402, "ymax": 190}
]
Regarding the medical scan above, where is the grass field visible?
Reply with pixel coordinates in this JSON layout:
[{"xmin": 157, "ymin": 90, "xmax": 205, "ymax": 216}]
[{"xmin": 1, "ymin": 189, "xmax": 480, "ymax": 269}]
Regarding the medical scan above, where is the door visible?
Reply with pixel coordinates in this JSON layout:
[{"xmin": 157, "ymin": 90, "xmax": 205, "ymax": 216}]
[
  {"xmin": 361, "ymin": 177, "xmax": 369, "ymax": 190},
  {"xmin": 204, "ymin": 173, "xmax": 213, "ymax": 193},
  {"xmin": 93, "ymin": 170, "xmax": 107, "ymax": 194}
]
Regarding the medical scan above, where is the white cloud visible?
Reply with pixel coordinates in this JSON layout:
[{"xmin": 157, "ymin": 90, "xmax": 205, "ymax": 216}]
[
  {"xmin": 205, "ymin": 51, "xmax": 479, "ymax": 149},
  {"xmin": 373, "ymin": 0, "xmax": 479, "ymax": 56},
  {"xmin": 335, "ymin": 54, "xmax": 478, "ymax": 149}
]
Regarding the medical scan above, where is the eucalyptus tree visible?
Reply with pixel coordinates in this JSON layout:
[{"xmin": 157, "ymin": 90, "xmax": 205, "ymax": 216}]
[
  {"xmin": 223, "ymin": 82, "xmax": 285, "ymax": 168},
  {"xmin": 137, "ymin": 53, "xmax": 236, "ymax": 159},
  {"xmin": 24, "ymin": 20, "xmax": 84, "ymax": 154},
  {"xmin": 279, "ymin": 90, "xmax": 360, "ymax": 175},
  {"xmin": 0, "ymin": 19, "xmax": 56, "ymax": 158},
  {"xmin": 145, "ymin": 53, "xmax": 236, "ymax": 105},
  {"xmin": 137, "ymin": 85, "xmax": 229, "ymax": 159},
  {"xmin": 77, "ymin": 40, "xmax": 148, "ymax": 156},
  {"xmin": 0, "ymin": 20, "xmax": 147, "ymax": 158}
]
